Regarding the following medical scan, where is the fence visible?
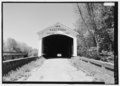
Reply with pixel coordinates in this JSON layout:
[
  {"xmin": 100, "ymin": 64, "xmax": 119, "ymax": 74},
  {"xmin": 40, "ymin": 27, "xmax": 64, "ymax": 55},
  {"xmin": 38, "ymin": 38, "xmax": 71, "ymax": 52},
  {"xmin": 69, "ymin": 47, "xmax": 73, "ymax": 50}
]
[
  {"xmin": 3, "ymin": 52, "xmax": 28, "ymax": 61},
  {"xmin": 78, "ymin": 56, "xmax": 114, "ymax": 71}
]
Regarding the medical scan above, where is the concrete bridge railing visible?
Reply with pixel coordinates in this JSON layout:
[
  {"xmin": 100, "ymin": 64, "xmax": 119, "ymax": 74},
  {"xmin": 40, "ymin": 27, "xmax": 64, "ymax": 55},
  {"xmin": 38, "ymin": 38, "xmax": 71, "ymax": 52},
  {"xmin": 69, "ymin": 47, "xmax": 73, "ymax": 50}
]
[{"xmin": 2, "ymin": 56, "xmax": 38, "ymax": 75}]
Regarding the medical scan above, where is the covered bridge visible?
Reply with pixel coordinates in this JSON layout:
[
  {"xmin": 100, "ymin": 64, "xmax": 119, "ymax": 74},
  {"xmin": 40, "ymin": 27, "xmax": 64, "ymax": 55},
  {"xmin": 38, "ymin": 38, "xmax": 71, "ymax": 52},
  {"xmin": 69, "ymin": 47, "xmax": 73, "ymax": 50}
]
[{"xmin": 37, "ymin": 23, "xmax": 79, "ymax": 58}]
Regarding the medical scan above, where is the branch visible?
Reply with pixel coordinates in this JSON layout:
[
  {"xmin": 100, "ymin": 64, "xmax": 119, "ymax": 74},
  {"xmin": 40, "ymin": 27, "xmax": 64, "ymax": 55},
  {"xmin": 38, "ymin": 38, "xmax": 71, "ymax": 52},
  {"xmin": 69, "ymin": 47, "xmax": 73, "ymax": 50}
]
[{"xmin": 76, "ymin": 3, "xmax": 96, "ymax": 39}]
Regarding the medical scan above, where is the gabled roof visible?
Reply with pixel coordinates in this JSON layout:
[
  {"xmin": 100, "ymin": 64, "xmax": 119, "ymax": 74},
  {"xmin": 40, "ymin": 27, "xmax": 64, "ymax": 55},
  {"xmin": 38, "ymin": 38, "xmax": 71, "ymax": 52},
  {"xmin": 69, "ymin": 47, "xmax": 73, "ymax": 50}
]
[{"xmin": 37, "ymin": 23, "xmax": 79, "ymax": 39}]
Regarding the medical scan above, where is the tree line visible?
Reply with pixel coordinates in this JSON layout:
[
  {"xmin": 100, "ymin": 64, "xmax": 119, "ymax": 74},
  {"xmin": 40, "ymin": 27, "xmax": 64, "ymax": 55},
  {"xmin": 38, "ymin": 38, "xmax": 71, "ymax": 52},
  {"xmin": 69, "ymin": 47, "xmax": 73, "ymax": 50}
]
[
  {"xmin": 3, "ymin": 38, "xmax": 38, "ymax": 57},
  {"xmin": 75, "ymin": 3, "xmax": 114, "ymax": 63}
]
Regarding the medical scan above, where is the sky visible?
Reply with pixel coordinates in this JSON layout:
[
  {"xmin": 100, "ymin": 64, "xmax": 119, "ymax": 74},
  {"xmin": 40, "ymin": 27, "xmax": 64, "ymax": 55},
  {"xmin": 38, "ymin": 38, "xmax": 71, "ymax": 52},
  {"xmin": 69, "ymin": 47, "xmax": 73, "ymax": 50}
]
[{"xmin": 3, "ymin": 3, "xmax": 78, "ymax": 49}]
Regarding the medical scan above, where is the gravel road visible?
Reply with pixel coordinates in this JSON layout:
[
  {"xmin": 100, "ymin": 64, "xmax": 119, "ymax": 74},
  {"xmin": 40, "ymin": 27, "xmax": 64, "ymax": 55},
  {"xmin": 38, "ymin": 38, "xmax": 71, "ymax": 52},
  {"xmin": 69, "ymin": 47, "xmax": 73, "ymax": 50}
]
[{"xmin": 23, "ymin": 58, "xmax": 94, "ymax": 81}]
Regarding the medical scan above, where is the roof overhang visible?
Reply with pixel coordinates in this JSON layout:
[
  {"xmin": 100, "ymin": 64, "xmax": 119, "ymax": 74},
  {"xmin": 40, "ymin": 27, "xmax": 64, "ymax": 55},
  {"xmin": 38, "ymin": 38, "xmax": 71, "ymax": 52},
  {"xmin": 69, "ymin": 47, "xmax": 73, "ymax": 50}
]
[{"xmin": 37, "ymin": 23, "xmax": 79, "ymax": 39}]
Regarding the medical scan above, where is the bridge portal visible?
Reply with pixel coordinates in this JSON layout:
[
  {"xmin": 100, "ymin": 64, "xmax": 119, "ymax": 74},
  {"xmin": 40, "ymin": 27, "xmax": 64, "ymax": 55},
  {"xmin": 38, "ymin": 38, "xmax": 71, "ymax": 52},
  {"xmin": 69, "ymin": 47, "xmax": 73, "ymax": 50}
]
[
  {"xmin": 37, "ymin": 23, "xmax": 79, "ymax": 58},
  {"xmin": 42, "ymin": 34, "xmax": 73, "ymax": 58}
]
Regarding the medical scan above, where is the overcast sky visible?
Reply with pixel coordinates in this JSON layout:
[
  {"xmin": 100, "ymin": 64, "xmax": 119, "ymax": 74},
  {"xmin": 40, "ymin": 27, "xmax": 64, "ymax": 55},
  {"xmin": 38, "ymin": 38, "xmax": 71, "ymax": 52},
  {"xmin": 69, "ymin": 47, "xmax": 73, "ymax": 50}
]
[{"xmin": 3, "ymin": 3, "xmax": 78, "ymax": 49}]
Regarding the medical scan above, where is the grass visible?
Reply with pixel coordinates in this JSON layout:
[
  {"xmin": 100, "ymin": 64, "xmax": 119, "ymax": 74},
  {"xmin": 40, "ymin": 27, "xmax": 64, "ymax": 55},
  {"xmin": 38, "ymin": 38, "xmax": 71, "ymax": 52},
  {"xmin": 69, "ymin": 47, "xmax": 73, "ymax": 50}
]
[
  {"xmin": 3, "ymin": 57, "xmax": 45, "ymax": 81},
  {"xmin": 70, "ymin": 56, "xmax": 114, "ymax": 84}
]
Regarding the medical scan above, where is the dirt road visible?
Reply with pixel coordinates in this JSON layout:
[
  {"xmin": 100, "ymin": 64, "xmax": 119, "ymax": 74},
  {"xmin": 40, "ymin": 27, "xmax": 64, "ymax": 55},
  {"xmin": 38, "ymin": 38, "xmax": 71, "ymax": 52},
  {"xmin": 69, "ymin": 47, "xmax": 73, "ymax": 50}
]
[{"xmin": 23, "ymin": 58, "xmax": 94, "ymax": 81}]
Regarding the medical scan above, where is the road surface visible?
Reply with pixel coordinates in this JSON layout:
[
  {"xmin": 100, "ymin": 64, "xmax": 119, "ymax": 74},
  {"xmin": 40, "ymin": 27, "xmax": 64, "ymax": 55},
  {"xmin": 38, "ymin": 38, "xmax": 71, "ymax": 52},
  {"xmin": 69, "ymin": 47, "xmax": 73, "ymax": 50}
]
[{"xmin": 20, "ymin": 58, "xmax": 94, "ymax": 81}]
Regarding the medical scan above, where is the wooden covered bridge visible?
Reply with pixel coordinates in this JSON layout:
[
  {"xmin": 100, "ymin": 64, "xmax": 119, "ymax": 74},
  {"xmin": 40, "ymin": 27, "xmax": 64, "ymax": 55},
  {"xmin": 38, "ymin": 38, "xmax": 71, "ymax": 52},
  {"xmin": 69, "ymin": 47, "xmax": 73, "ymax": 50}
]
[
  {"xmin": 37, "ymin": 23, "xmax": 79, "ymax": 58},
  {"xmin": 3, "ymin": 23, "xmax": 115, "ymax": 84}
]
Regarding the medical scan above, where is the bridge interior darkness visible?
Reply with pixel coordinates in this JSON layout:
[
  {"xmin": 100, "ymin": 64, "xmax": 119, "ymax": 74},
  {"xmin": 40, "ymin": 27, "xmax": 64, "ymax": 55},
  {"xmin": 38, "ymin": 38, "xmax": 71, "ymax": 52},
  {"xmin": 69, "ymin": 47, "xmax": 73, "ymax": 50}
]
[{"xmin": 42, "ymin": 34, "xmax": 73, "ymax": 59}]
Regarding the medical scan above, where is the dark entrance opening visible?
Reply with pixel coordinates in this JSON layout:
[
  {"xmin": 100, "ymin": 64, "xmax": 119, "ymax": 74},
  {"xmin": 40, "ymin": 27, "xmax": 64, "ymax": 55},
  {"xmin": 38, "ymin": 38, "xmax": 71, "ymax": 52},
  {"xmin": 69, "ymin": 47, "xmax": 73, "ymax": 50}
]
[{"xmin": 42, "ymin": 34, "xmax": 73, "ymax": 59}]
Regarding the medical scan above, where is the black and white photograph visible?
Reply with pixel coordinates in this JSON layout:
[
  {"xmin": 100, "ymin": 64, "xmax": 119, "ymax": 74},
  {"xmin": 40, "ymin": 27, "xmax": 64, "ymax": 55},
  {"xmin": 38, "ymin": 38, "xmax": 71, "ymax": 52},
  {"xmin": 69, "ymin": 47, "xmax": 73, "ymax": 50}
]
[{"xmin": 2, "ymin": 1, "xmax": 118, "ymax": 85}]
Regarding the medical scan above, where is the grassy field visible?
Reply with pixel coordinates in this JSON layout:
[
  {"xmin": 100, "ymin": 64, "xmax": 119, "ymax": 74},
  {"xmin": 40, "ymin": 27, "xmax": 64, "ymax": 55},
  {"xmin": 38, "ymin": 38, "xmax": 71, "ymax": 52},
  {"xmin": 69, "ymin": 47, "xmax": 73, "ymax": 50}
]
[
  {"xmin": 70, "ymin": 56, "xmax": 114, "ymax": 84},
  {"xmin": 3, "ymin": 57, "xmax": 45, "ymax": 81}
]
